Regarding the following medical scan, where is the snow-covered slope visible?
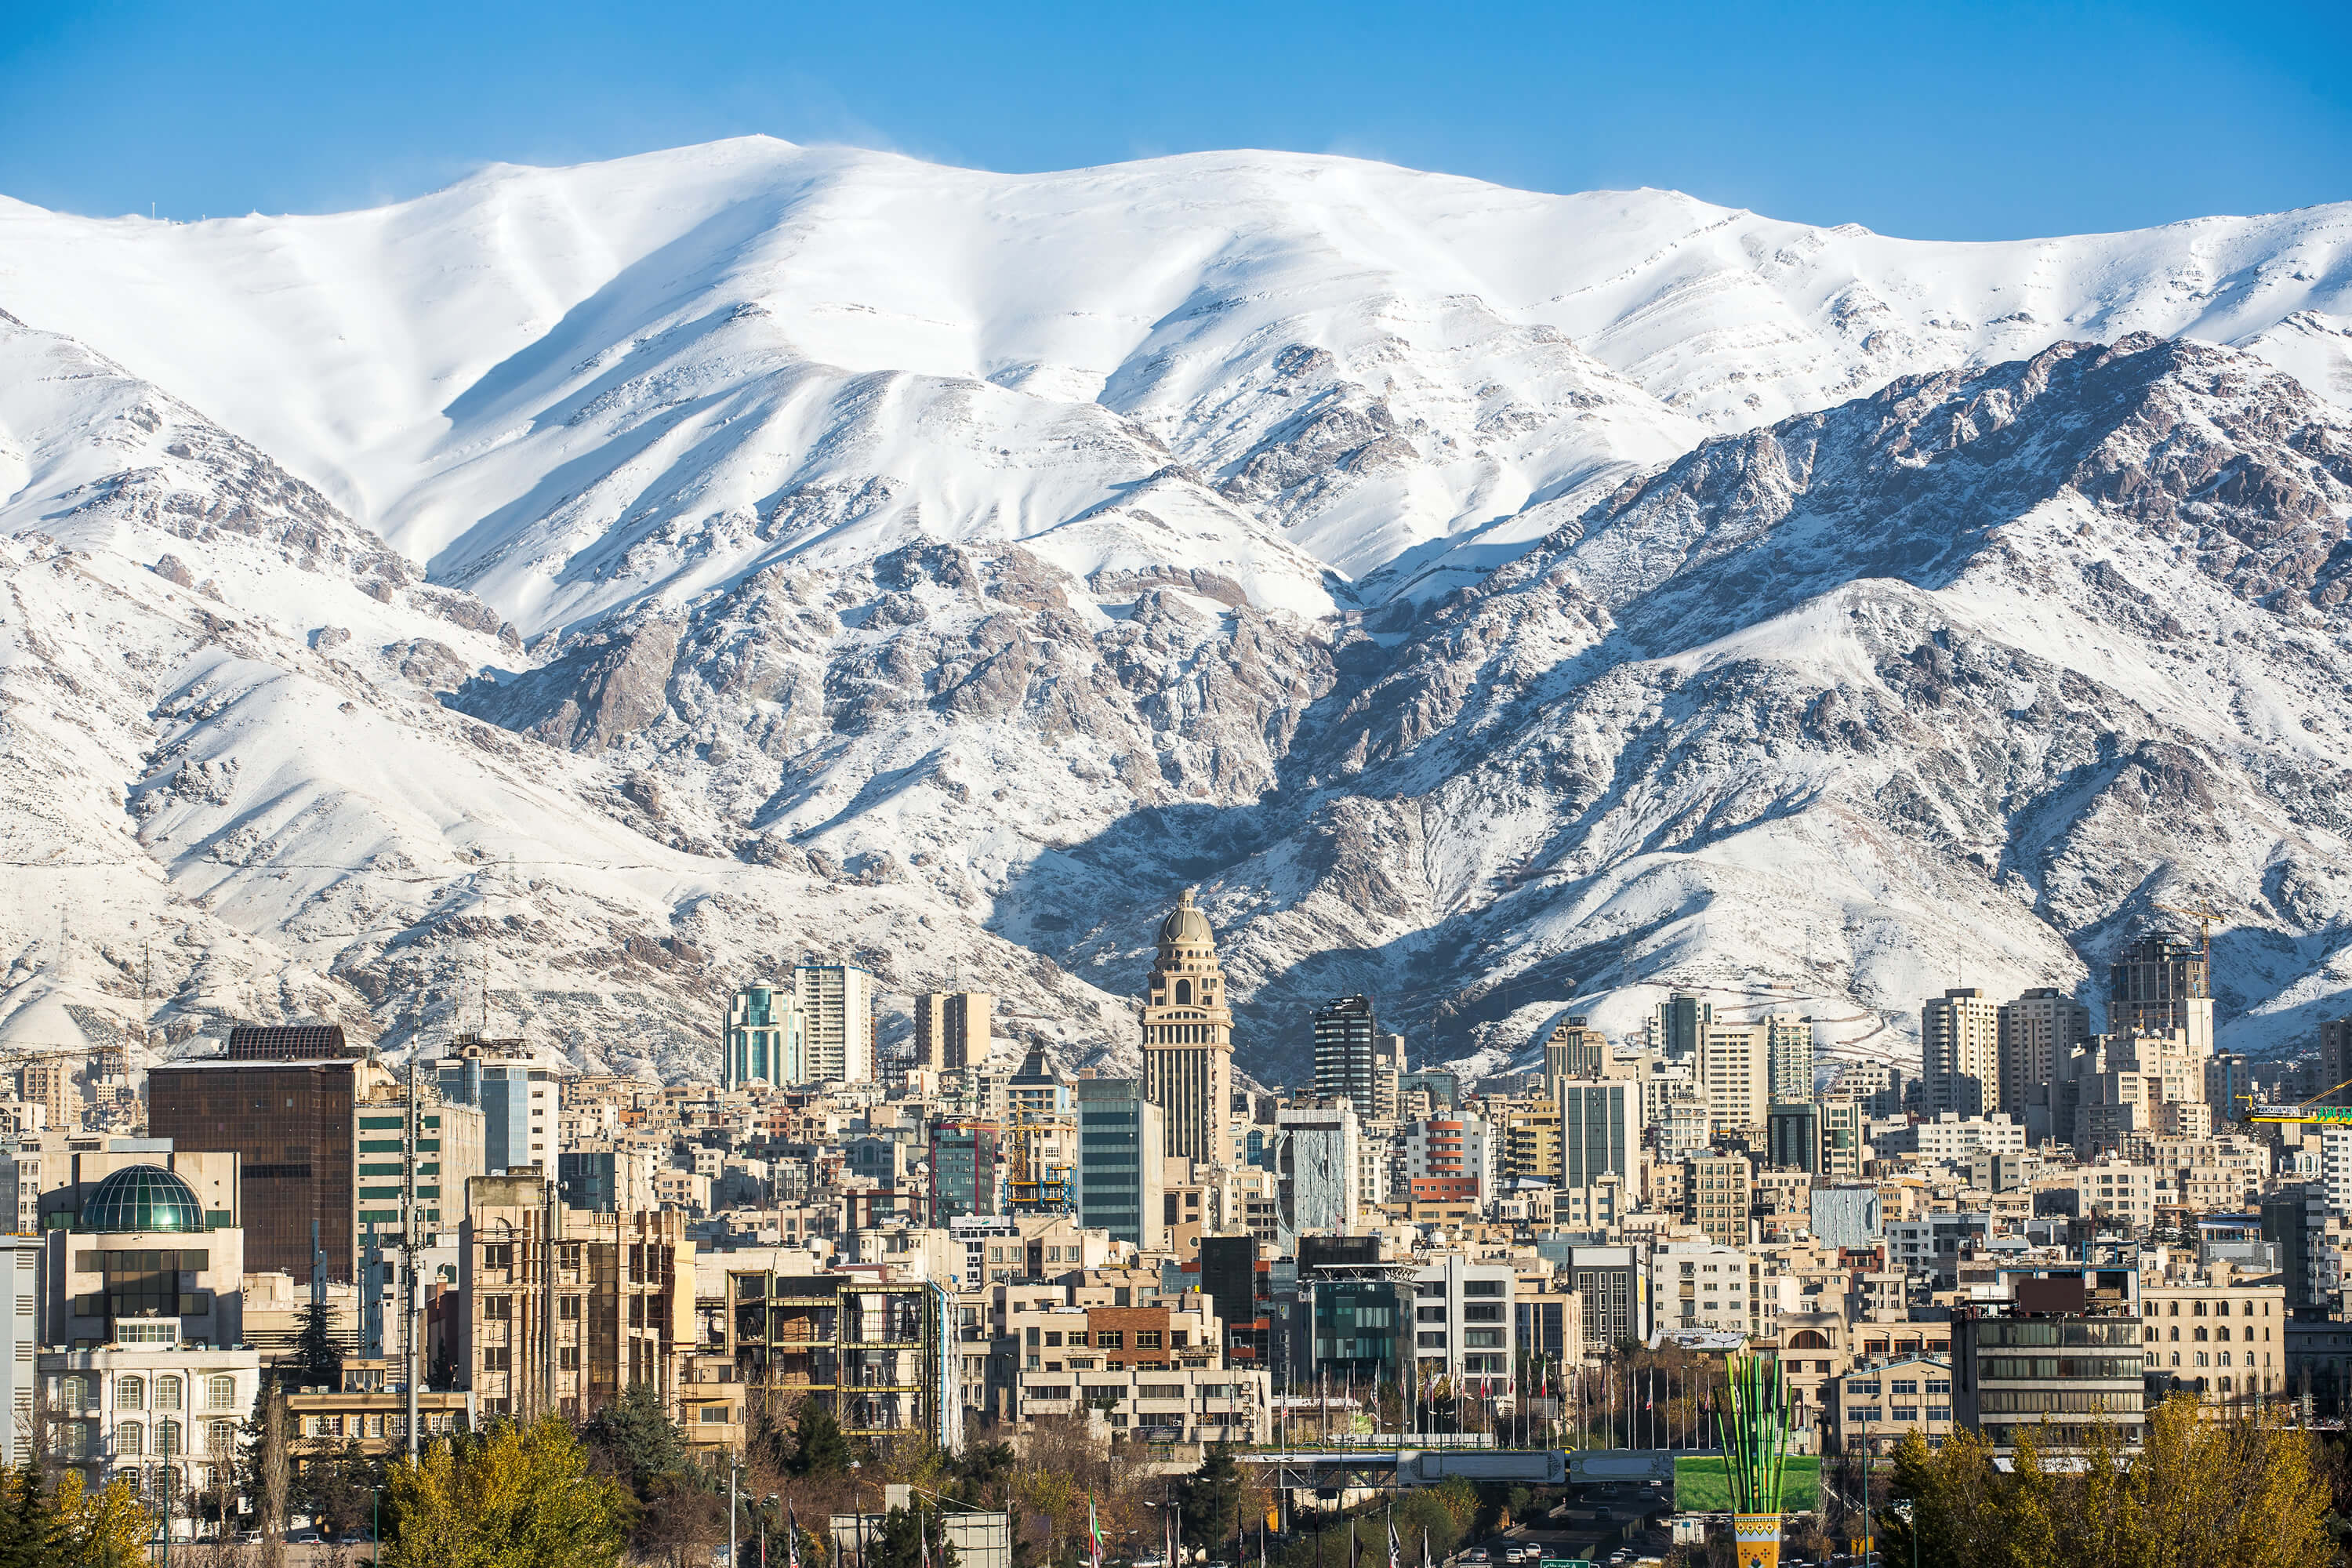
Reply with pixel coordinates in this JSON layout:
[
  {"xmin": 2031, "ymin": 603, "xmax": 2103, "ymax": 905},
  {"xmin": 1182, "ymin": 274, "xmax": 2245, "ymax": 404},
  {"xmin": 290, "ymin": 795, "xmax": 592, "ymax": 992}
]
[{"xmin": 2, "ymin": 140, "xmax": 2350, "ymax": 1081}]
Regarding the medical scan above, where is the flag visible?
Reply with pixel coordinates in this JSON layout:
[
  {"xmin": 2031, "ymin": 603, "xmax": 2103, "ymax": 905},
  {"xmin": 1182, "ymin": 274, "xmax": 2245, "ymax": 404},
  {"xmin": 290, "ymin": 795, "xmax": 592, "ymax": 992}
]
[
  {"xmin": 1088, "ymin": 1501, "xmax": 1105, "ymax": 1568},
  {"xmin": 786, "ymin": 1506, "xmax": 802, "ymax": 1568},
  {"xmin": 1386, "ymin": 1512, "xmax": 1400, "ymax": 1568},
  {"xmin": 1421, "ymin": 1530, "xmax": 1432, "ymax": 1568},
  {"xmin": 921, "ymin": 1510, "xmax": 933, "ymax": 1568}
]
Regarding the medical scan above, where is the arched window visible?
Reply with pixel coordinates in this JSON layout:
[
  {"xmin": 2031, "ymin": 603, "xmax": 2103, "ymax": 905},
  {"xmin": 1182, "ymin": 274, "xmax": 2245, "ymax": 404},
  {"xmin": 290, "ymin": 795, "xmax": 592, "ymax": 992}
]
[
  {"xmin": 57, "ymin": 1375, "xmax": 89, "ymax": 1413},
  {"xmin": 155, "ymin": 1376, "xmax": 183, "ymax": 1412},
  {"xmin": 2217, "ymin": 1327, "xmax": 2231, "ymax": 1342},
  {"xmin": 1175, "ymin": 980, "xmax": 1192, "ymax": 1004},
  {"xmin": 155, "ymin": 1420, "xmax": 182, "ymax": 1458},
  {"xmin": 207, "ymin": 1420, "xmax": 236, "ymax": 1456},
  {"xmin": 116, "ymin": 1423, "xmax": 143, "ymax": 1457},
  {"xmin": 2170, "ymin": 1352, "xmax": 2180, "ymax": 1367},
  {"xmin": 205, "ymin": 1375, "xmax": 237, "ymax": 1412},
  {"xmin": 2169, "ymin": 1327, "xmax": 2179, "ymax": 1341},
  {"xmin": 2220, "ymin": 1375, "xmax": 2234, "ymax": 1392},
  {"xmin": 116, "ymin": 1377, "xmax": 145, "ymax": 1411},
  {"xmin": 2168, "ymin": 1301, "xmax": 2180, "ymax": 1316}
]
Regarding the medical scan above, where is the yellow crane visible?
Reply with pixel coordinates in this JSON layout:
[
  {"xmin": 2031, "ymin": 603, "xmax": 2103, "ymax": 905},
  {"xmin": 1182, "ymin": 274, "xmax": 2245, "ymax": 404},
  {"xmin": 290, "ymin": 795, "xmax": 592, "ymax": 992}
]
[
  {"xmin": 2241, "ymin": 1075, "xmax": 2352, "ymax": 1127},
  {"xmin": 2153, "ymin": 900, "xmax": 2225, "ymax": 966}
]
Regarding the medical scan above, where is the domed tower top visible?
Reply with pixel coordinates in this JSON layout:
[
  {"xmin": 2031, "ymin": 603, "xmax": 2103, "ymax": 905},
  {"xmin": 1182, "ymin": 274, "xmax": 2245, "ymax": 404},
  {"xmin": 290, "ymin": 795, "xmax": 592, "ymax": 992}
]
[{"xmin": 1157, "ymin": 887, "xmax": 1216, "ymax": 953}]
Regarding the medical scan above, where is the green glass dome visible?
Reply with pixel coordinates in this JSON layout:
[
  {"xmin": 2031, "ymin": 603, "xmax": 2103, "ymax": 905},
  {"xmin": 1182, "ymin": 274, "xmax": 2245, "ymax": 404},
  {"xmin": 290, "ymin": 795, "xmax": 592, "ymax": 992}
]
[{"xmin": 80, "ymin": 1165, "xmax": 206, "ymax": 1233}]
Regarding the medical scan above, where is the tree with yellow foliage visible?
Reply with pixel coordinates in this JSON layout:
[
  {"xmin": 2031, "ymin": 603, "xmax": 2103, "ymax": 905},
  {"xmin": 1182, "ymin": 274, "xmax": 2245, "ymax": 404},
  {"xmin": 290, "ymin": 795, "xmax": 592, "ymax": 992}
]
[
  {"xmin": 1882, "ymin": 1394, "xmax": 2331, "ymax": 1568},
  {"xmin": 50, "ymin": 1468, "xmax": 152, "ymax": 1568},
  {"xmin": 383, "ymin": 1416, "xmax": 630, "ymax": 1568}
]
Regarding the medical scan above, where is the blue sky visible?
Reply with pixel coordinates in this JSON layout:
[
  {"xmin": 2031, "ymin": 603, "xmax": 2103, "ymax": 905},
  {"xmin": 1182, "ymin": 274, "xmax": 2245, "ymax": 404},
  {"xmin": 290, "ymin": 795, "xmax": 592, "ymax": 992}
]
[{"xmin": 2, "ymin": 0, "xmax": 2346, "ymax": 241}]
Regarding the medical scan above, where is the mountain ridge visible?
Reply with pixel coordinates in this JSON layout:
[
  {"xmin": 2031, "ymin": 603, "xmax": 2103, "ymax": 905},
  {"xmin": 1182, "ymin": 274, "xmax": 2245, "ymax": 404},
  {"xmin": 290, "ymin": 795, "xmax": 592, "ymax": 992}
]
[{"xmin": 0, "ymin": 141, "xmax": 2348, "ymax": 1083}]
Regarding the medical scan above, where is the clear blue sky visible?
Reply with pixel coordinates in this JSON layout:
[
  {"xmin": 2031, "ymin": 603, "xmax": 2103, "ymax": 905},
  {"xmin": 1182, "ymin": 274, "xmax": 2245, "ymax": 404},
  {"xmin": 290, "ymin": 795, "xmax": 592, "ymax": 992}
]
[{"xmin": 3, "ymin": 0, "xmax": 2346, "ymax": 241}]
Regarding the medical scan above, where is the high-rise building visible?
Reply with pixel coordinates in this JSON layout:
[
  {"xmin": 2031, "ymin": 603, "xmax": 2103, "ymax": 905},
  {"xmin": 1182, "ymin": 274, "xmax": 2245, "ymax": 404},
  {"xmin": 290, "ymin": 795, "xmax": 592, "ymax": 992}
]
[
  {"xmin": 2109, "ymin": 933, "xmax": 2213, "ymax": 1054},
  {"xmin": 1402, "ymin": 1116, "xmax": 1490, "ymax": 1205},
  {"xmin": 1998, "ymin": 988, "xmax": 2089, "ymax": 1117},
  {"xmin": 1818, "ymin": 1097, "xmax": 1864, "ymax": 1180},
  {"xmin": 1542, "ymin": 1017, "xmax": 1610, "ymax": 1096},
  {"xmin": 1922, "ymin": 988, "xmax": 2003, "ymax": 1118},
  {"xmin": 913, "ymin": 992, "xmax": 993, "ymax": 1071},
  {"xmin": 459, "ymin": 1174, "xmax": 693, "ymax": 1421},
  {"xmin": 1312, "ymin": 996, "xmax": 1392, "ymax": 1118},
  {"xmin": 1559, "ymin": 1080, "xmax": 1640, "ymax": 1192},
  {"xmin": 1697, "ymin": 1022, "xmax": 1769, "ymax": 1134},
  {"xmin": 149, "ymin": 1048, "xmax": 483, "ymax": 1287},
  {"xmin": 433, "ymin": 1038, "xmax": 556, "ymax": 1174},
  {"xmin": 1075, "ymin": 1077, "xmax": 1164, "ymax": 1249},
  {"xmin": 722, "ymin": 985, "xmax": 806, "ymax": 1090},
  {"xmin": 1766, "ymin": 1016, "xmax": 1814, "ymax": 1105},
  {"xmin": 928, "ymin": 1119, "xmax": 1000, "ymax": 1221},
  {"xmin": 1650, "ymin": 992, "xmax": 1713, "ymax": 1058},
  {"xmin": 1767, "ymin": 1102, "xmax": 1820, "ymax": 1173},
  {"xmin": 1139, "ymin": 890, "xmax": 1234, "ymax": 1166},
  {"xmin": 2318, "ymin": 1016, "xmax": 2352, "ymax": 1111},
  {"xmin": 793, "ymin": 964, "xmax": 877, "ymax": 1084},
  {"xmin": 1276, "ymin": 1102, "xmax": 1361, "ymax": 1232},
  {"xmin": 0, "ymin": 1238, "xmax": 34, "ymax": 1466},
  {"xmin": 1683, "ymin": 1151, "xmax": 1754, "ymax": 1248},
  {"xmin": 14, "ymin": 1062, "xmax": 74, "ymax": 1133}
]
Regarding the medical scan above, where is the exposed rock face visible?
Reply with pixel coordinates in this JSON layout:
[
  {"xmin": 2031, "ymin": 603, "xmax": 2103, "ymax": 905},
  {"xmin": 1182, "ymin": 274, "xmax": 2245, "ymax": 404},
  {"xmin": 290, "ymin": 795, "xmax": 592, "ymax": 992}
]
[{"xmin": 5, "ymin": 148, "xmax": 2352, "ymax": 1085}]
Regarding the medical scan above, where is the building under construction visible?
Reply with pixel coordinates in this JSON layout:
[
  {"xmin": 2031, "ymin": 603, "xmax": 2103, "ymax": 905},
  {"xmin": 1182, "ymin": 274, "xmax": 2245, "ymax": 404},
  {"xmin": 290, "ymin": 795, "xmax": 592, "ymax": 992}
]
[{"xmin": 722, "ymin": 1266, "xmax": 959, "ymax": 1452}]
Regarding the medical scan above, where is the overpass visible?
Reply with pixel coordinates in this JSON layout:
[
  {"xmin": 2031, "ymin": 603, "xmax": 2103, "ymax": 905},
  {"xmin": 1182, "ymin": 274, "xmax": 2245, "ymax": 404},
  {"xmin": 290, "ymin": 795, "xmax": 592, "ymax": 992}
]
[{"xmin": 1240, "ymin": 1441, "xmax": 1675, "ymax": 1490}]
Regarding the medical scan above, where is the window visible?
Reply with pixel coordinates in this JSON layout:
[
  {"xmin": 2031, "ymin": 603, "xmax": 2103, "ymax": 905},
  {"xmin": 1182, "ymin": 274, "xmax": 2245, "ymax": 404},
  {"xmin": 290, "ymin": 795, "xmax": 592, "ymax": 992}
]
[
  {"xmin": 116, "ymin": 1377, "xmax": 145, "ymax": 1411},
  {"xmin": 1463, "ymin": 1304, "xmax": 1503, "ymax": 1323},
  {"xmin": 1418, "ymin": 1331, "xmax": 1446, "ymax": 1348},
  {"xmin": 207, "ymin": 1419, "xmax": 236, "ymax": 1455},
  {"xmin": 154, "ymin": 1377, "xmax": 182, "ymax": 1412},
  {"xmin": 117, "ymin": 1423, "xmax": 143, "ymax": 1457},
  {"xmin": 205, "ymin": 1375, "xmax": 237, "ymax": 1411},
  {"xmin": 156, "ymin": 1420, "xmax": 181, "ymax": 1458},
  {"xmin": 560, "ymin": 1347, "xmax": 580, "ymax": 1370},
  {"xmin": 1069, "ymin": 1331, "xmax": 1090, "ymax": 1347},
  {"xmin": 1417, "ymin": 1305, "xmax": 1446, "ymax": 1323},
  {"xmin": 1465, "ymin": 1329, "xmax": 1504, "ymax": 1348},
  {"xmin": 1136, "ymin": 1331, "xmax": 1163, "ymax": 1348},
  {"xmin": 482, "ymin": 1243, "xmax": 513, "ymax": 1270},
  {"xmin": 485, "ymin": 1296, "xmax": 514, "ymax": 1323},
  {"xmin": 1463, "ymin": 1280, "xmax": 1504, "ymax": 1297},
  {"xmin": 484, "ymin": 1348, "xmax": 512, "ymax": 1371},
  {"xmin": 1097, "ymin": 1331, "xmax": 1123, "ymax": 1349}
]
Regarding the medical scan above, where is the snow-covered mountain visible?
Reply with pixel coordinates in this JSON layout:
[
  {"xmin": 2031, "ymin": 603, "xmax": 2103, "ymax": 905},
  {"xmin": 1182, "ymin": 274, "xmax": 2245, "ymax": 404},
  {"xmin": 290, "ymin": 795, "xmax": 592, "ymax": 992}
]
[{"xmin": 0, "ymin": 137, "xmax": 2348, "ymax": 1081}]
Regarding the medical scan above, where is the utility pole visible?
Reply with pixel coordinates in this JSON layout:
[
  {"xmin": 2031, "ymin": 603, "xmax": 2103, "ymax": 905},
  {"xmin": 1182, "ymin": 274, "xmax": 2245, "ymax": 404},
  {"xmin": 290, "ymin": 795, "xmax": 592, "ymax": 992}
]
[{"xmin": 404, "ymin": 1058, "xmax": 420, "ymax": 1461}]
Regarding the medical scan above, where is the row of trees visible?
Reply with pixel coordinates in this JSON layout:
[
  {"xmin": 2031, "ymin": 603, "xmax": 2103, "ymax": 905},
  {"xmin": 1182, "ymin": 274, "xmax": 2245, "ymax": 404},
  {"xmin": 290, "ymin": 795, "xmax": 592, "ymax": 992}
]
[{"xmin": 1878, "ymin": 1396, "xmax": 2334, "ymax": 1568}]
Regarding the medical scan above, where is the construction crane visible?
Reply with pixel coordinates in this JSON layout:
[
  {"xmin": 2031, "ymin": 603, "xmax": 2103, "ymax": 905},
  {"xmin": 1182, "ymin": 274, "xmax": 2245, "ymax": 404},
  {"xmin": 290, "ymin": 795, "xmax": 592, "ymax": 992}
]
[
  {"xmin": 2241, "ymin": 1075, "xmax": 2352, "ymax": 1127},
  {"xmin": 2153, "ymin": 900, "xmax": 2226, "ymax": 966}
]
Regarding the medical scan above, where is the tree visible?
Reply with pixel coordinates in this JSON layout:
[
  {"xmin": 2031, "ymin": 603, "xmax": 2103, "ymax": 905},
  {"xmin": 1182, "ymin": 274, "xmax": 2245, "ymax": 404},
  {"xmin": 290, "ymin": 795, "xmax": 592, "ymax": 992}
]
[
  {"xmin": 582, "ymin": 1382, "xmax": 686, "ymax": 1490},
  {"xmin": 791, "ymin": 1403, "xmax": 853, "ymax": 1478},
  {"xmin": 1173, "ymin": 1445, "xmax": 1243, "ymax": 1554},
  {"xmin": 53, "ymin": 1468, "xmax": 149, "ymax": 1568},
  {"xmin": 1882, "ymin": 1397, "xmax": 2331, "ymax": 1568},
  {"xmin": 865, "ymin": 1503, "xmax": 961, "ymax": 1568},
  {"xmin": 299, "ymin": 1438, "xmax": 383, "ymax": 1541},
  {"xmin": 631, "ymin": 1472, "xmax": 725, "ymax": 1568},
  {"xmin": 0, "ymin": 1457, "xmax": 60, "ymax": 1568},
  {"xmin": 290, "ymin": 1297, "xmax": 343, "ymax": 1391},
  {"xmin": 383, "ymin": 1415, "xmax": 629, "ymax": 1568}
]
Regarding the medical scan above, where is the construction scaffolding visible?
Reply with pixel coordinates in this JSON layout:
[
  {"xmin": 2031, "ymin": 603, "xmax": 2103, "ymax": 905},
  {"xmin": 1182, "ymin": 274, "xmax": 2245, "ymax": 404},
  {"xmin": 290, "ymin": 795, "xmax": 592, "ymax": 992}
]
[{"xmin": 726, "ymin": 1270, "xmax": 959, "ymax": 1451}]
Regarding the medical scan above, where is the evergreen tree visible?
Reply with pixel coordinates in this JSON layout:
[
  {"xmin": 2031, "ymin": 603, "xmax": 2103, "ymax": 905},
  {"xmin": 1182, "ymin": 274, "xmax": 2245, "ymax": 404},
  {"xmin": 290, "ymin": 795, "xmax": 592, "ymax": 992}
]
[
  {"xmin": 290, "ymin": 1296, "xmax": 343, "ymax": 1390},
  {"xmin": 866, "ymin": 1504, "xmax": 960, "ymax": 1568},
  {"xmin": 0, "ymin": 1457, "xmax": 58, "ymax": 1568},
  {"xmin": 1173, "ymin": 1444, "xmax": 1243, "ymax": 1553},
  {"xmin": 789, "ymin": 1403, "xmax": 852, "ymax": 1477},
  {"xmin": 582, "ymin": 1381, "xmax": 687, "ymax": 1489}
]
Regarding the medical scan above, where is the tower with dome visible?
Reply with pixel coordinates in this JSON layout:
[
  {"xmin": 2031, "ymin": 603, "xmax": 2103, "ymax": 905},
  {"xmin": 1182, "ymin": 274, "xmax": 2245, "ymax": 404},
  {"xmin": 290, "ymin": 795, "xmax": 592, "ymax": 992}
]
[{"xmin": 1141, "ymin": 887, "xmax": 1235, "ymax": 1165}]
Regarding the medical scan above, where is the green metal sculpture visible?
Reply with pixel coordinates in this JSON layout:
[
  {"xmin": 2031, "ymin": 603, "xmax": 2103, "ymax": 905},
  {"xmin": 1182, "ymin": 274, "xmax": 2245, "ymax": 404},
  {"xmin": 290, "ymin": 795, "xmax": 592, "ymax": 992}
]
[{"xmin": 1723, "ymin": 1352, "xmax": 1790, "ymax": 1568}]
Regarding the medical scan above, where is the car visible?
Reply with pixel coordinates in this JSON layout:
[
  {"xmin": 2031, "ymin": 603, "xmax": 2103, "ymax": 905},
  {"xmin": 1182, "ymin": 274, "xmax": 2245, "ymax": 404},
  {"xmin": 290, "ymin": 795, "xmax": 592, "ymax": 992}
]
[{"xmin": 1461, "ymin": 1550, "xmax": 1490, "ymax": 1563}]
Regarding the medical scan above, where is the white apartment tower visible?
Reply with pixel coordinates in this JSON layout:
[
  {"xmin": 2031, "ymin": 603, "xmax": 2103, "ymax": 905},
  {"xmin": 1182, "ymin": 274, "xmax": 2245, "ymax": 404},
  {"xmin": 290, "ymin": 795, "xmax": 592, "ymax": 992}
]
[
  {"xmin": 793, "ymin": 963, "xmax": 877, "ymax": 1084},
  {"xmin": 1922, "ymin": 987, "xmax": 2003, "ymax": 1118}
]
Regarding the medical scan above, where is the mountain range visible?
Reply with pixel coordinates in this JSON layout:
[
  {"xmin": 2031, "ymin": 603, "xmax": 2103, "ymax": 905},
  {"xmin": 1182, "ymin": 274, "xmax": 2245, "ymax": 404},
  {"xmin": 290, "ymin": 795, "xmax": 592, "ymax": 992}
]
[{"xmin": 1, "ymin": 136, "xmax": 2348, "ymax": 1083}]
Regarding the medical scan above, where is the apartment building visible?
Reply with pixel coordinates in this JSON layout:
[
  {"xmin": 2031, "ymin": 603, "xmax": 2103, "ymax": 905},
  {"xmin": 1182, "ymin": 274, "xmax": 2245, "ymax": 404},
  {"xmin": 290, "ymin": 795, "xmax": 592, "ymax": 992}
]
[{"xmin": 1410, "ymin": 1257, "xmax": 1515, "ymax": 1389}]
